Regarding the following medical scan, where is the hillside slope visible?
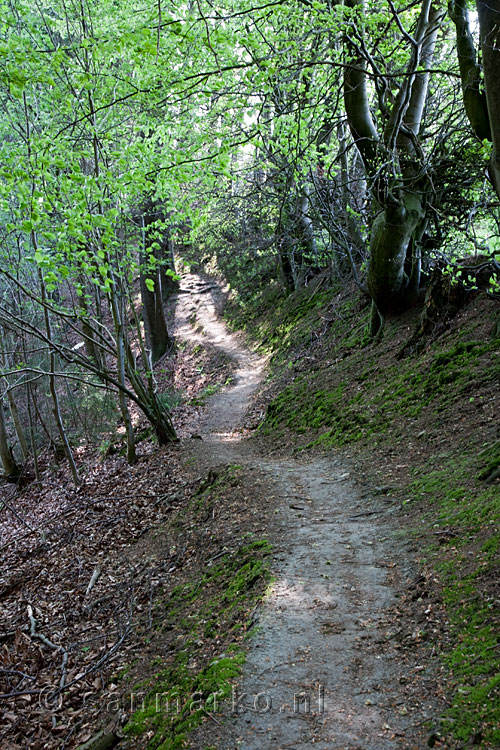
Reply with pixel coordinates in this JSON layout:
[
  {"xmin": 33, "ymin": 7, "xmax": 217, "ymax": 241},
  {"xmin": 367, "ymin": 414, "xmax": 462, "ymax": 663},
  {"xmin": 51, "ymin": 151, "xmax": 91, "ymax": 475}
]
[{"xmin": 226, "ymin": 274, "xmax": 500, "ymax": 746}]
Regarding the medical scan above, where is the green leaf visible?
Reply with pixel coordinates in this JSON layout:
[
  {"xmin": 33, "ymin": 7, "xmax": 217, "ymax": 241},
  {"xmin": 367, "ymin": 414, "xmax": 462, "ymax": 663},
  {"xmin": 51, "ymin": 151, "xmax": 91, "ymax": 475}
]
[{"xmin": 145, "ymin": 278, "xmax": 155, "ymax": 292}]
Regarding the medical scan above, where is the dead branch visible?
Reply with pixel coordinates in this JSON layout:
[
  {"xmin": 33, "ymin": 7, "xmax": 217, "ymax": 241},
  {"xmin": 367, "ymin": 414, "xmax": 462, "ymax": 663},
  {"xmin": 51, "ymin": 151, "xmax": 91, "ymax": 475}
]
[{"xmin": 85, "ymin": 565, "xmax": 102, "ymax": 596}]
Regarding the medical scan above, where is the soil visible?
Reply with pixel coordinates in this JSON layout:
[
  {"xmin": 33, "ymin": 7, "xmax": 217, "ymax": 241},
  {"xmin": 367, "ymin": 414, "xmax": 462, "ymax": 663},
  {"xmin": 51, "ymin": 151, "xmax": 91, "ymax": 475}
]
[
  {"xmin": 0, "ymin": 274, "xmax": 460, "ymax": 749},
  {"xmin": 173, "ymin": 275, "xmax": 446, "ymax": 749}
]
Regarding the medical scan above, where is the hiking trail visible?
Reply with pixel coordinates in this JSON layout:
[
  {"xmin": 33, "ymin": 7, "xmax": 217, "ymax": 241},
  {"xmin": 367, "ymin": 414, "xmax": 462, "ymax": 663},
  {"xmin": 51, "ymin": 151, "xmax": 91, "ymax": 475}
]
[{"xmin": 174, "ymin": 274, "xmax": 437, "ymax": 750}]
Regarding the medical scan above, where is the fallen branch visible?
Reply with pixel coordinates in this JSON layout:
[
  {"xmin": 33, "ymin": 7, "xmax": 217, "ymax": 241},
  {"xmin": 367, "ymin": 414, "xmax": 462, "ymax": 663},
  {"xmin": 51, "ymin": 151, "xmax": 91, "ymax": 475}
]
[
  {"xmin": 1, "ymin": 498, "xmax": 35, "ymax": 531},
  {"xmin": 50, "ymin": 627, "xmax": 132, "ymax": 700},
  {"xmin": 27, "ymin": 603, "xmax": 69, "ymax": 707},
  {"xmin": 85, "ymin": 565, "xmax": 102, "ymax": 596}
]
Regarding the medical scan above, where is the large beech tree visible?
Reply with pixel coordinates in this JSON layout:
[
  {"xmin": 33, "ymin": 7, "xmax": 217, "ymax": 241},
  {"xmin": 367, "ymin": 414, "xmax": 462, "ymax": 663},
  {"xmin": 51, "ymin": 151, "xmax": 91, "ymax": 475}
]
[
  {"xmin": 450, "ymin": 0, "xmax": 500, "ymax": 199},
  {"xmin": 343, "ymin": 0, "xmax": 442, "ymax": 327}
]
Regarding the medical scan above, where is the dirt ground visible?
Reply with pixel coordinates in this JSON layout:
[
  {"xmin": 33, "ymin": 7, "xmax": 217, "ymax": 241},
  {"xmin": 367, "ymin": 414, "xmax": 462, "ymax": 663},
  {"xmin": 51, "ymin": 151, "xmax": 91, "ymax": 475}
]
[
  {"xmin": 0, "ymin": 274, "xmax": 459, "ymax": 750},
  {"xmin": 174, "ymin": 275, "xmax": 448, "ymax": 750}
]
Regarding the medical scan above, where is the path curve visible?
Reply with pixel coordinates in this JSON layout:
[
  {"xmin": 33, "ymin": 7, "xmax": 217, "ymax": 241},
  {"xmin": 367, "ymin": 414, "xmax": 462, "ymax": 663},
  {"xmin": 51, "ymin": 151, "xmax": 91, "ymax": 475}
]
[
  {"xmin": 175, "ymin": 273, "xmax": 266, "ymax": 438},
  {"xmin": 174, "ymin": 275, "xmax": 436, "ymax": 750}
]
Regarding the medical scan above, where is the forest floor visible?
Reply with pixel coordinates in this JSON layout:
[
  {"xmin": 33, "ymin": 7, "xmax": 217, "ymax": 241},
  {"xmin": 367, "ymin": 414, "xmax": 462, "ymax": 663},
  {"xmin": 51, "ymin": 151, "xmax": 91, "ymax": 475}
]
[
  {"xmin": 156, "ymin": 275, "xmax": 448, "ymax": 750},
  {"xmin": 1, "ymin": 272, "xmax": 498, "ymax": 749}
]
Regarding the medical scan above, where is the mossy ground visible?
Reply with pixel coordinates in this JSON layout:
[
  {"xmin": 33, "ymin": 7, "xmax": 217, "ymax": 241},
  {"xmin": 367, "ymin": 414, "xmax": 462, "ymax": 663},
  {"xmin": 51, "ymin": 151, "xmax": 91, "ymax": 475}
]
[
  {"xmin": 406, "ymin": 455, "xmax": 500, "ymax": 745},
  {"xmin": 113, "ymin": 466, "xmax": 273, "ymax": 750},
  {"xmin": 235, "ymin": 278, "xmax": 500, "ymax": 747},
  {"xmin": 123, "ymin": 541, "xmax": 271, "ymax": 749}
]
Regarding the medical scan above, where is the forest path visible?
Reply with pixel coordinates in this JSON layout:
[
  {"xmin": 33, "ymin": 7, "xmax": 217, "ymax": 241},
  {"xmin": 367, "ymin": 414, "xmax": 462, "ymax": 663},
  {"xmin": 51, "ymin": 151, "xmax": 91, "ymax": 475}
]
[
  {"xmin": 174, "ymin": 273, "xmax": 266, "ymax": 438},
  {"xmin": 174, "ymin": 275, "xmax": 434, "ymax": 750}
]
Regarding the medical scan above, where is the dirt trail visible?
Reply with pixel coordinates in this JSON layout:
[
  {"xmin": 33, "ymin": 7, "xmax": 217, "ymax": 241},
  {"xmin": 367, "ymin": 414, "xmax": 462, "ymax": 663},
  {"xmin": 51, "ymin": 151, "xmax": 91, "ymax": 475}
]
[
  {"xmin": 175, "ymin": 274, "xmax": 266, "ymax": 438},
  {"xmin": 175, "ymin": 275, "xmax": 435, "ymax": 749}
]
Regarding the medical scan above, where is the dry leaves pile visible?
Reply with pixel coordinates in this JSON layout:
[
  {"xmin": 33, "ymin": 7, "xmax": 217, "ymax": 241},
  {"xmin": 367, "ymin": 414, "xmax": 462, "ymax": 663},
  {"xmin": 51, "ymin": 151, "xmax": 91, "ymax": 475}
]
[{"xmin": 0, "ymin": 441, "xmax": 192, "ymax": 748}]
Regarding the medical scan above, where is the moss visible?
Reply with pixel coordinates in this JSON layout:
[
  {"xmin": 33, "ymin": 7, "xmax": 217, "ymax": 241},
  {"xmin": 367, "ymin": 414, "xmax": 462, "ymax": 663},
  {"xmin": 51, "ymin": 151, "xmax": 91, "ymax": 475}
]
[
  {"xmin": 443, "ymin": 672, "xmax": 500, "ymax": 744},
  {"xmin": 262, "ymin": 378, "xmax": 391, "ymax": 448},
  {"xmin": 477, "ymin": 439, "xmax": 500, "ymax": 481},
  {"xmin": 226, "ymin": 283, "xmax": 340, "ymax": 362},
  {"xmin": 404, "ymin": 449, "xmax": 500, "ymax": 745},
  {"xmin": 261, "ymin": 336, "xmax": 499, "ymax": 454},
  {"xmin": 123, "ymin": 540, "xmax": 272, "ymax": 749},
  {"xmin": 124, "ymin": 653, "xmax": 245, "ymax": 750}
]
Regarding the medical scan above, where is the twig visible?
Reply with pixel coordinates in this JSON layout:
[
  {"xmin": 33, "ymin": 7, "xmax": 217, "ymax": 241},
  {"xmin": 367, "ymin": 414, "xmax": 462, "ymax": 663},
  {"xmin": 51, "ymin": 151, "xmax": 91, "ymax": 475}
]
[
  {"xmin": 147, "ymin": 578, "xmax": 153, "ymax": 631},
  {"xmin": 51, "ymin": 627, "xmax": 132, "ymax": 699},
  {"xmin": 202, "ymin": 708, "xmax": 222, "ymax": 726},
  {"xmin": 27, "ymin": 604, "xmax": 61, "ymax": 651},
  {"xmin": 0, "ymin": 668, "xmax": 35, "ymax": 681},
  {"xmin": 85, "ymin": 565, "xmax": 102, "ymax": 596},
  {"xmin": 470, "ymin": 642, "xmax": 500, "ymax": 665},
  {"xmin": 205, "ymin": 548, "xmax": 230, "ymax": 564},
  {"xmin": 59, "ymin": 649, "xmax": 68, "ymax": 690},
  {"xmin": 347, "ymin": 510, "xmax": 379, "ymax": 520},
  {"xmin": 1, "ymin": 498, "xmax": 35, "ymax": 531},
  {"xmin": 0, "ymin": 687, "xmax": 42, "ymax": 699}
]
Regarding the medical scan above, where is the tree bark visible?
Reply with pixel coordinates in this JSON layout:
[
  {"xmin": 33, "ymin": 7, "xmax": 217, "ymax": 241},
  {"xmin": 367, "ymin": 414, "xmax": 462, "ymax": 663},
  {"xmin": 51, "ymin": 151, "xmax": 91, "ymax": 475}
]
[
  {"xmin": 7, "ymin": 387, "xmax": 29, "ymax": 460},
  {"xmin": 448, "ymin": 0, "xmax": 491, "ymax": 141},
  {"xmin": 37, "ymin": 267, "xmax": 81, "ymax": 487},
  {"xmin": 140, "ymin": 213, "xmax": 173, "ymax": 363},
  {"xmin": 476, "ymin": 0, "xmax": 500, "ymax": 198},
  {"xmin": 344, "ymin": 0, "xmax": 440, "ymax": 315},
  {"xmin": 109, "ymin": 287, "xmax": 136, "ymax": 466},
  {"xmin": 0, "ymin": 400, "xmax": 19, "ymax": 480}
]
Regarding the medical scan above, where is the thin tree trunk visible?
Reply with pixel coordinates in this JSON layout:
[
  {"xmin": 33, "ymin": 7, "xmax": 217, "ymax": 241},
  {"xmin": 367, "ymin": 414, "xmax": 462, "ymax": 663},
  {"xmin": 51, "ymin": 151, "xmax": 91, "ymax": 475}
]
[
  {"xmin": 1, "ymin": 347, "xmax": 29, "ymax": 460},
  {"xmin": 0, "ymin": 399, "xmax": 19, "ymax": 480},
  {"xmin": 26, "ymin": 382, "xmax": 40, "ymax": 483},
  {"xmin": 117, "ymin": 333, "xmax": 136, "ymax": 465},
  {"xmin": 109, "ymin": 287, "xmax": 136, "ymax": 465},
  {"xmin": 6, "ymin": 387, "xmax": 29, "ymax": 460},
  {"xmin": 140, "ymin": 215, "xmax": 172, "ymax": 362},
  {"xmin": 77, "ymin": 273, "xmax": 105, "ymax": 372},
  {"xmin": 37, "ymin": 266, "xmax": 81, "ymax": 486}
]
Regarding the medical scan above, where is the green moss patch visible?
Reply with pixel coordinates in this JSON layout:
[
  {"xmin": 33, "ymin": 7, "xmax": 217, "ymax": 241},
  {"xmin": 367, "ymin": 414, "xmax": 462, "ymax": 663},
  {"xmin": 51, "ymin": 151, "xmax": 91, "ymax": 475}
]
[
  {"xmin": 123, "ymin": 540, "xmax": 272, "ymax": 749},
  {"xmin": 261, "ymin": 336, "xmax": 499, "ymax": 451},
  {"xmin": 404, "ymin": 448, "xmax": 500, "ymax": 745}
]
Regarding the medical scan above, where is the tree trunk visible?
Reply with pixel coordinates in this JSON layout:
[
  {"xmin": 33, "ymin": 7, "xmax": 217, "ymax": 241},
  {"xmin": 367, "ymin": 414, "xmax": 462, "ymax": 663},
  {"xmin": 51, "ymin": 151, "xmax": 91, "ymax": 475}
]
[
  {"xmin": 7, "ymin": 387, "xmax": 29, "ymax": 460},
  {"xmin": 117, "ymin": 335, "xmax": 136, "ymax": 465},
  {"xmin": 109, "ymin": 288, "xmax": 136, "ymax": 465},
  {"xmin": 26, "ymin": 382, "xmax": 40, "ymax": 483},
  {"xmin": 37, "ymin": 264, "xmax": 81, "ymax": 487},
  {"xmin": 140, "ymin": 215, "xmax": 172, "ymax": 363},
  {"xmin": 344, "ymin": 0, "xmax": 440, "ymax": 315},
  {"xmin": 77, "ymin": 273, "xmax": 105, "ymax": 372},
  {"xmin": 0, "ymin": 400, "xmax": 19, "ymax": 480},
  {"xmin": 476, "ymin": 0, "xmax": 500, "ymax": 199},
  {"xmin": 159, "ymin": 234, "xmax": 179, "ymax": 302},
  {"xmin": 139, "ymin": 270, "xmax": 172, "ymax": 363},
  {"xmin": 448, "ymin": 0, "xmax": 491, "ymax": 141},
  {"xmin": 367, "ymin": 194, "xmax": 425, "ymax": 312}
]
